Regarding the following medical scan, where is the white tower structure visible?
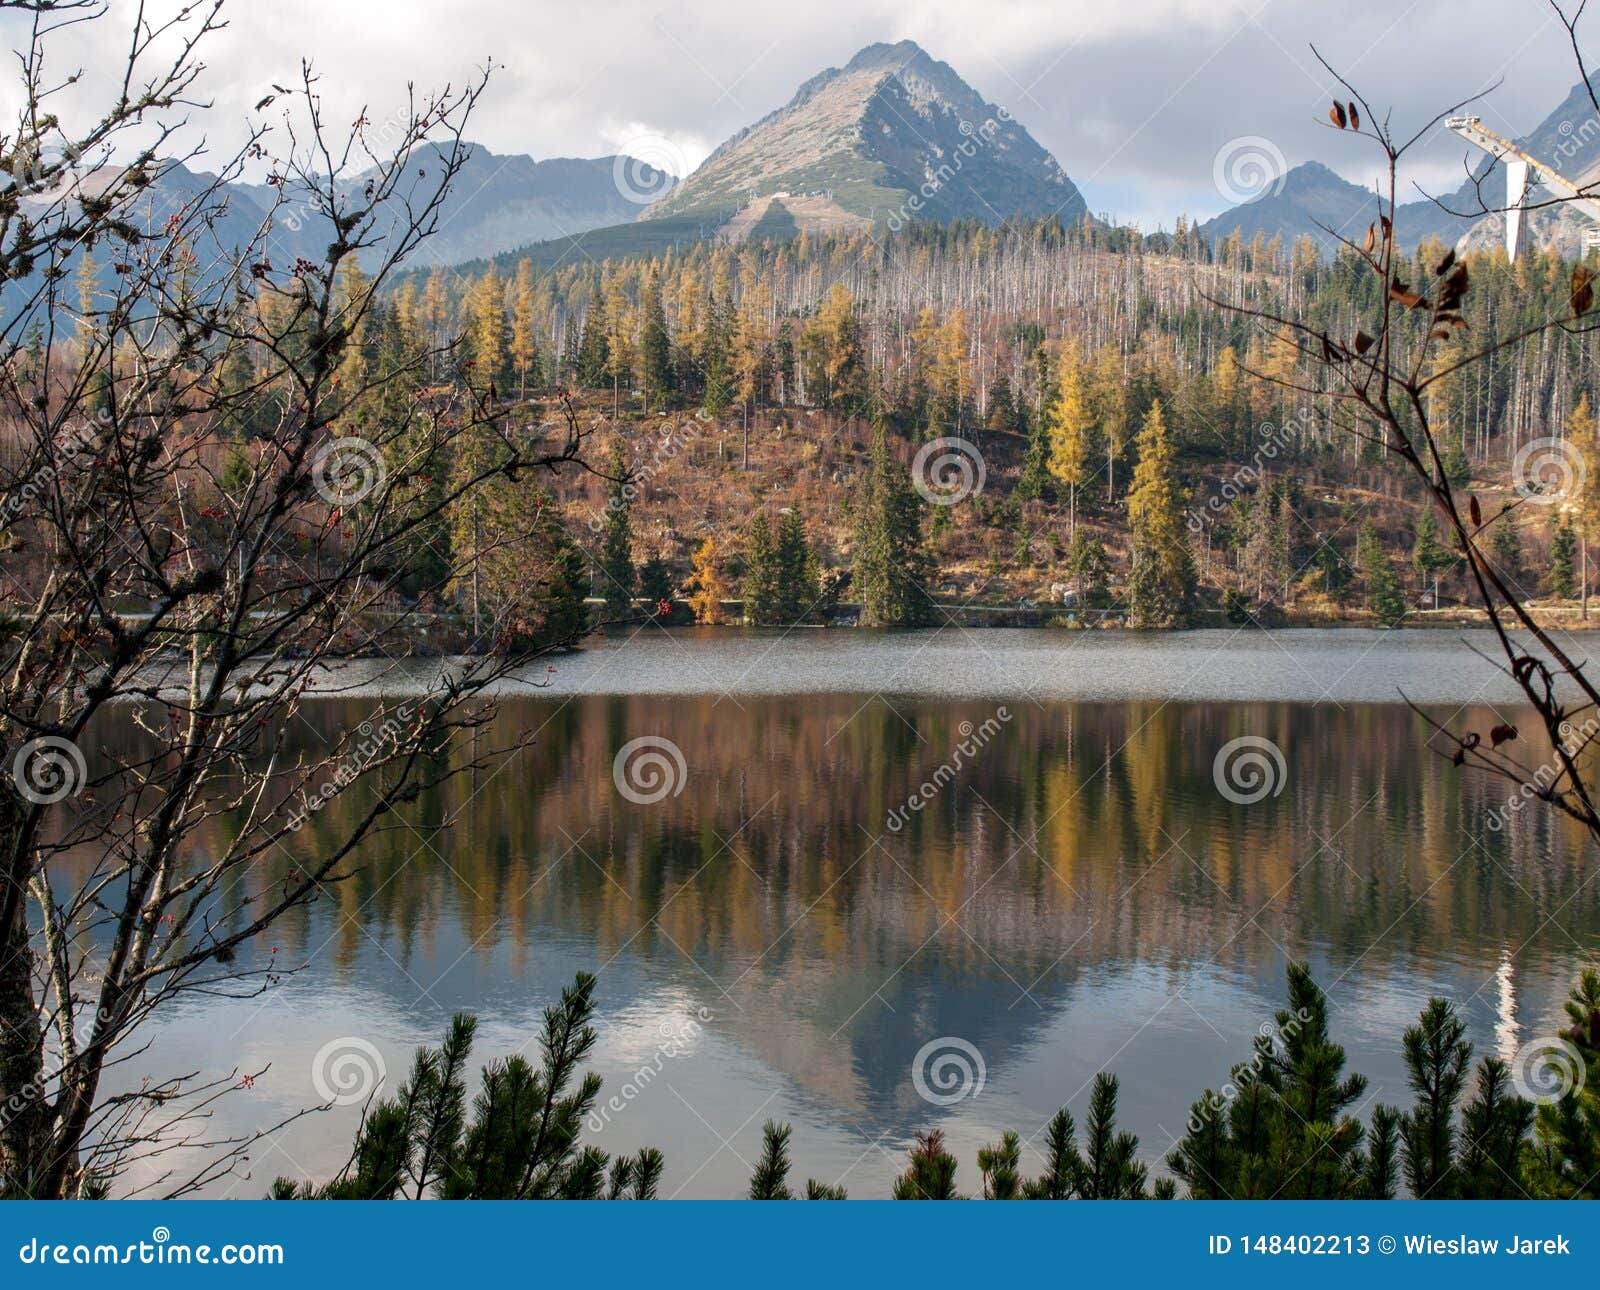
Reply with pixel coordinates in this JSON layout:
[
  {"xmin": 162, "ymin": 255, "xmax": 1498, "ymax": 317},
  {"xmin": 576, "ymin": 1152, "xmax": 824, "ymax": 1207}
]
[{"xmin": 1445, "ymin": 115, "xmax": 1600, "ymax": 261}]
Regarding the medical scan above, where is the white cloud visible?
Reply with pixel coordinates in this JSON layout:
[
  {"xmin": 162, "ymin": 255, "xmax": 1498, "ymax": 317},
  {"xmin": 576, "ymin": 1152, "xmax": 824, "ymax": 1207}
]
[{"xmin": 5, "ymin": 0, "xmax": 1591, "ymax": 226}]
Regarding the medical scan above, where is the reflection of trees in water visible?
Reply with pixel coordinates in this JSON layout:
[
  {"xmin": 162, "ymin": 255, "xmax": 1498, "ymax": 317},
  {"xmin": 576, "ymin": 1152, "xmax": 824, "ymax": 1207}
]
[
  {"xmin": 64, "ymin": 693, "xmax": 1597, "ymax": 1131},
  {"xmin": 109, "ymin": 696, "xmax": 1591, "ymax": 972}
]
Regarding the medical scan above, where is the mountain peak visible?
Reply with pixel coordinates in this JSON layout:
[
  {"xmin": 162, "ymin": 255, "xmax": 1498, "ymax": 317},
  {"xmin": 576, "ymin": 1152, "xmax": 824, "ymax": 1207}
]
[
  {"xmin": 642, "ymin": 41, "xmax": 1085, "ymax": 234},
  {"xmin": 843, "ymin": 40, "xmax": 935, "ymax": 73}
]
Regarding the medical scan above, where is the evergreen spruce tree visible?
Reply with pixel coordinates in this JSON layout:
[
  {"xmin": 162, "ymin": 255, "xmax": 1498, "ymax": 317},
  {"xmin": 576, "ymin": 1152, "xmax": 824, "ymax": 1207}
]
[
  {"xmin": 1551, "ymin": 513, "xmax": 1578, "ymax": 599},
  {"xmin": 1412, "ymin": 506, "xmax": 1454, "ymax": 595},
  {"xmin": 985, "ymin": 376, "xmax": 1017, "ymax": 434},
  {"xmin": 852, "ymin": 424, "xmax": 933, "ymax": 626},
  {"xmin": 639, "ymin": 271, "xmax": 673, "ymax": 411},
  {"xmin": 575, "ymin": 307, "xmax": 610, "ymax": 388},
  {"xmin": 775, "ymin": 509, "xmax": 820, "ymax": 622},
  {"xmin": 1490, "ymin": 516, "xmax": 1524, "ymax": 587},
  {"xmin": 1168, "ymin": 963, "xmax": 1369, "ymax": 1199},
  {"xmin": 701, "ymin": 293, "xmax": 733, "ymax": 417},
  {"xmin": 742, "ymin": 514, "xmax": 780, "ymax": 625},
  {"xmin": 1066, "ymin": 530, "xmax": 1111, "ymax": 608},
  {"xmin": 638, "ymin": 556, "xmax": 674, "ymax": 623},
  {"xmin": 1357, "ymin": 522, "xmax": 1407, "ymax": 626},
  {"xmin": 1398, "ymin": 998, "xmax": 1471, "ymax": 1198},
  {"xmin": 1455, "ymin": 1058, "xmax": 1535, "ymax": 1199},
  {"xmin": 1527, "ymin": 968, "xmax": 1600, "ymax": 1198},
  {"xmin": 600, "ymin": 442, "xmax": 636, "ymax": 620},
  {"xmin": 1017, "ymin": 408, "xmax": 1051, "ymax": 502}
]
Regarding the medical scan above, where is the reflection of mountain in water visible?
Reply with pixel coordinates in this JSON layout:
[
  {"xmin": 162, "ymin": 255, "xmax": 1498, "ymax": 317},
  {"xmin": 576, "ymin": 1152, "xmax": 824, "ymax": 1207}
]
[{"xmin": 76, "ymin": 691, "xmax": 1598, "ymax": 1154}]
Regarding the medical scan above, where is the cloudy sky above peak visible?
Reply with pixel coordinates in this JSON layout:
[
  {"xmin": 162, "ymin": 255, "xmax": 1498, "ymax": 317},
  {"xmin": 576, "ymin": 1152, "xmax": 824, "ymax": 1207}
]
[{"xmin": 15, "ymin": 0, "xmax": 1592, "ymax": 228}]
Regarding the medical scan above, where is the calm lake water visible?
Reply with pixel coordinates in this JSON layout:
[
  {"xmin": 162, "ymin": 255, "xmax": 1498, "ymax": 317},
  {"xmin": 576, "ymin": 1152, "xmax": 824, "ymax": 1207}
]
[{"xmin": 114, "ymin": 630, "xmax": 1600, "ymax": 1197}]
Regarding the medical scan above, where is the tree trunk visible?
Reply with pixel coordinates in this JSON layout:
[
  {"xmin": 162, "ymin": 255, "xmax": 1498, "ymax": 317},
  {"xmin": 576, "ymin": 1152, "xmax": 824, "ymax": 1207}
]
[{"xmin": 0, "ymin": 792, "xmax": 49, "ymax": 1195}]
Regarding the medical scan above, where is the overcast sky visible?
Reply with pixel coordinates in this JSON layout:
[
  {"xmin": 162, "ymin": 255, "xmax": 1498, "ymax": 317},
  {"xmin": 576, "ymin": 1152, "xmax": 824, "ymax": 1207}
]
[{"xmin": 13, "ymin": 0, "xmax": 1593, "ymax": 227}]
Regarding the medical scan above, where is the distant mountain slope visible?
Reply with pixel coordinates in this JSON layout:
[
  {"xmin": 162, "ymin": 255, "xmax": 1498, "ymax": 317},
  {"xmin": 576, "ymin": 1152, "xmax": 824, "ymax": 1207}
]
[
  {"xmin": 343, "ymin": 144, "xmax": 674, "ymax": 266},
  {"xmin": 1202, "ymin": 79, "xmax": 1600, "ymax": 257},
  {"xmin": 644, "ymin": 40, "xmax": 1086, "ymax": 232},
  {"xmin": 1197, "ymin": 161, "xmax": 1386, "ymax": 252},
  {"xmin": 77, "ymin": 145, "xmax": 673, "ymax": 270}
]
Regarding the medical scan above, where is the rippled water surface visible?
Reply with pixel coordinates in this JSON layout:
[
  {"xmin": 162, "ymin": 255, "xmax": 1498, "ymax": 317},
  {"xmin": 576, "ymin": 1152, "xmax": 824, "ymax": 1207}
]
[{"xmin": 111, "ymin": 630, "xmax": 1600, "ymax": 1196}]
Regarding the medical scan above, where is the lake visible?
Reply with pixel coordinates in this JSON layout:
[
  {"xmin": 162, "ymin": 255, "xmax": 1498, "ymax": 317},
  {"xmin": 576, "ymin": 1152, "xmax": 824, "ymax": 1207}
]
[{"xmin": 117, "ymin": 629, "xmax": 1600, "ymax": 1197}]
